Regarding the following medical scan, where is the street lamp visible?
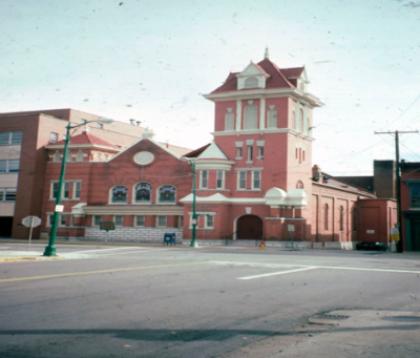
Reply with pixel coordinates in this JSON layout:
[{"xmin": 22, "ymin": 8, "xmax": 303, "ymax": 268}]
[
  {"xmin": 43, "ymin": 118, "xmax": 113, "ymax": 256},
  {"xmin": 189, "ymin": 159, "xmax": 198, "ymax": 248}
]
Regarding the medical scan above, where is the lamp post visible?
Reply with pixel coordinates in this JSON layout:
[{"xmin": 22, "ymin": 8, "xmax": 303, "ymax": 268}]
[
  {"xmin": 43, "ymin": 118, "xmax": 112, "ymax": 256},
  {"xmin": 189, "ymin": 159, "xmax": 198, "ymax": 248}
]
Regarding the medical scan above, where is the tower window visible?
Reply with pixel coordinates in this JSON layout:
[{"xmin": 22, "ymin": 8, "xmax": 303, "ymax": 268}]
[
  {"xmin": 267, "ymin": 105, "xmax": 277, "ymax": 128},
  {"xmin": 216, "ymin": 170, "xmax": 224, "ymax": 189},
  {"xmin": 252, "ymin": 170, "xmax": 261, "ymax": 190},
  {"xmin": 224, "ymin": 108, "xmax": 234, "ymax": 130},
  {"xmin": 247, "ymin": 145, "xmax": 253, "ymax": 162},
  {"xmin": 243, "ymin": 101, "xmax": 258, "ymax": 129},
  {"xmin": 244, "ymin": 77, "xmax": 258, "ymax": 88},
  {"xmin": 238, "ymin": 171, "xmax": 247, "ymax": 190},
  {"xmin": 235, "ymin": 147, "xmax": 243, "ymax": 159},
  {"xmin": 200, "ymin": 170, "xmax": 208, "ymax": 189}
]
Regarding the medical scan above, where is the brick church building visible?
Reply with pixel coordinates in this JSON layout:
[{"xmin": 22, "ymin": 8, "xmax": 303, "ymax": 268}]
[{"xmin": 31, "ymin": 54, "xmax": 397, "ymax": 248}]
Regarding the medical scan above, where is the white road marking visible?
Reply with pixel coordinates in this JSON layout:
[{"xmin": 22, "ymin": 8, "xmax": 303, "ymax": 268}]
[
  {"xmin": 210, "ymin": 260, "xmax": 420, "ymax": 280},
  {"xmin": 69, "ymin": 247, "xmax": 148, "ymax": 254},
  {"xmin": 211, "ymin": 260, "xmax": 299, "ymax": 269},
  {"xmin": 238, "ymin": 267, "xmax": 318, "ymax": 280},
  {"xmin": 317, "ymin": 265, "xmax": 420, "ymax": 275}
]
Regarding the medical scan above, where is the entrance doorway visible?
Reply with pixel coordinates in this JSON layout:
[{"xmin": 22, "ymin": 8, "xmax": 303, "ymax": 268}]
[
  {"xmin": 236, "ymin": 215, "xmax": 263, "ymax": 240},
  {"xmin": 410, "ymin": 218, "xmax": 420, "ymax": 251},
  {"xmin": 0, "ymin": 217, "xmax": 13, "ymax": 237}
]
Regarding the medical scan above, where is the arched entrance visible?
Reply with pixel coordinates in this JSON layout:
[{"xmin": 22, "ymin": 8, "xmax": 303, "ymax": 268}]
[{"xmin": 236, "ymin": 215, "xmax": 263, "ymax": 240}]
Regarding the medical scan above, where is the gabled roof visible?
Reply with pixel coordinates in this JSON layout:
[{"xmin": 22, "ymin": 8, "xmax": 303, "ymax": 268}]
[
  {"xmin": 197, "ymin": 142, "xmax": 227, "ymax": 160},
  {"xmin": 210, "ymin": 57, "xmax": 303, "ymax": 94},
  {"xmin": 184, "ymin": 143, "xmax": 211, "ymax": 158}
]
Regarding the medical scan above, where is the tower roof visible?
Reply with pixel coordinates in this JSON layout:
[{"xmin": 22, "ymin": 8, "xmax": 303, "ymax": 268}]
[{"xmin": 210, "ymin": 57, "xmax": 305, "ymax": 94}]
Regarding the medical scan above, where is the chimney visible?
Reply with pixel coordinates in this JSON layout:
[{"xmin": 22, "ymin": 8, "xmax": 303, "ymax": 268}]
[
  {"xmin": 312, "ymin": 165, "xmax": 321, "ymax": 182},
  {"xmin": 129, "ymin": 118, "xmax": 135, "ymax": 125},
  {"xmin": 136, "ymin": 120, "xmax": 141, "ymax": 127}
]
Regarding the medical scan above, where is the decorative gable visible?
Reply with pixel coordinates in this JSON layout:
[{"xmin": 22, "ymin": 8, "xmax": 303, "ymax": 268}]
[
  {"xmin": 197, "ymin": 142, "xmax": 227, "ymax": 160},
  {"xmin": 236, "ymin": 62, "xmax": 270, "ymax": 90}
]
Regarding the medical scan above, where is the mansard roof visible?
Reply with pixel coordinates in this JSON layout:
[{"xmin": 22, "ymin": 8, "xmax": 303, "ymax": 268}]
[{"xmin": 210, "ymin": 57, "xmax": 305, "ymax": 94}]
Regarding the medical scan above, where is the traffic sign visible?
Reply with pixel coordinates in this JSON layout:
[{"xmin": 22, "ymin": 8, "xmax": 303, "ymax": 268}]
[{"xmin": 22, "ymin": 216, "xmax": 41, "ymax": 228}]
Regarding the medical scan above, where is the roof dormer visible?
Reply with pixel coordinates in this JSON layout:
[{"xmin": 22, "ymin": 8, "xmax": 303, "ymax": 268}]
[{"xmin": 236, "ymin": 62, "xmax": 270, "ymax": 90}]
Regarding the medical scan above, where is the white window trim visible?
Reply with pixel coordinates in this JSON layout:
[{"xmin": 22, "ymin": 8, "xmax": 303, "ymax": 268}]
[
  {"xmin": 188, "ymin": 212, "xmax": 215, "ymax": 230},
  {"xmin": 216, "ymin": 170, "xmax": 225, "ymax": 190},
  {"xmin": 200, "ymin": 170, "xmax": 209, "ymax": 189},
  {"xmin": 135, "ymin": 215, "xmax": 146, "ymax": 227},
  {"xmin": 50, "ymin": 180, "xmax": 72, "ymax": 201},
  {"xmin": 204, "ymin": 213, "xmax": 215, "ymax": 229},
  {"xmin": 46, "ymin": 212, "xmax": 76, "ymax": 228},
  {"xmin": 251, "ymin": 170, "xmax": 262, "ymax": 191},
  {"xmin": 109, "ymin": 186, "xmax": 129, "ymax": 205},
  {"xmin": 157, "ymin": 185, "xmax": 176, "ymax": 205},
  {"xmin": 156, "ymin": 215, "xmax": 167, "ymax": 228},
  {"xmin": 72, "ymin": 181, "xmax": 82, "ymax": 200},
  {"xmin": 132, "ymin": 182, "xmax": 152, "ymax": 205},
  {"xmin": 237, "ymin": 170, "xmax": 247, "ymax": 190},
  {"xmin": 113, "ymin": 215, "xmax": 124, "ymax": 227},
  {"xmin": 93, "ymin": 215, "xmax": 102, "ymax": 227}
]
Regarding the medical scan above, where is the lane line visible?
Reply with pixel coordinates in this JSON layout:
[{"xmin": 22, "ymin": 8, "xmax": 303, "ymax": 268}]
[
  {"xmin": 212, "ymin": 260, "xmax": 420, "ymax": 276},
  {"xmin": 211, "ymin": 260, "xmax": 299, "ymax": 269},
  {"xmin": 0, "ymin": 262, "xmax": 207, "ymax": 284},
  {"xmin": 69, "ymin": 247, "xmax": 145, "ymax": 254},
  {"xmin": 317, "ymin": 265, "xmax": 420, "ymax": 274},
  {"xmin": 238, "ymin": 266, "xmax": 318, "ymax": 280}
]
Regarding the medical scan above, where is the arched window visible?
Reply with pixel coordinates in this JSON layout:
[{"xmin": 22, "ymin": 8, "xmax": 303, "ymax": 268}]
[
  {"xmin": 244, "ymin": 76, "xmax": 258, "ymax": 88},
  {"xmin": 224, "ymin": 108, "xmax": 234, "ymax": 130},
  {"xmin": 243, "ymin": 100, "xmax": 258, "ymax": 129},
  {"xmin": 339, "ymin": 206, "xmax": 344, "ymax": 231},
  {"xmin": 267, "ymin": 105, "xmax": 277, "ymax": 128},
  {"xmin": 111, "ymin": 186, "xmax": 128, "ymax": 203},
  {"xmin": 134, "ymin": 182, "xmax": 151, "ymax": 203},
  {"xmin": 324, "ymin": 203, "xmax": 329, "ymax": 230},
  {"xmin": 296, "ymin": 180, "xmax": 304, "ymax": 189},
  {"xmin": 158, "ymin": 185, "xmax": 176, "ymax": 203}
]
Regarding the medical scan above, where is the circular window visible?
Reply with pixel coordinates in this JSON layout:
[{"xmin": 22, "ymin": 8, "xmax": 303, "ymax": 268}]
[{"xmin": 133, "ymin": 151, "xmax": 155, "ymax": 166}]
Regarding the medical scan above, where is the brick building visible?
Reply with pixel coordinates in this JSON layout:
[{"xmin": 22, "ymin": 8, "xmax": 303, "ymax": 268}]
[
  {"xmin": 401, "ymin": 161, "xmax": 420, "ymax": 250},
  {"xmin": 2, "ymin": 55, "xmax": 399, "ymax": 248},
  {"xmin": 0, "ymin": 109, "xmax": 145, "ymax": 239}
]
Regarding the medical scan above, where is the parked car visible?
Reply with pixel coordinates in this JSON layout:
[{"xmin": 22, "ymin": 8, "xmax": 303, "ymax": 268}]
[{"xmin": 356, "ymin": 241, "xmax": 388, "ymax": 251}]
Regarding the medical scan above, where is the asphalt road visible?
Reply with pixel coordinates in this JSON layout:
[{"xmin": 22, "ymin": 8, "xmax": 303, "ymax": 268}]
[{"xmin": 0, "ymin": 242, "xmax": 420, "ymax": 358}]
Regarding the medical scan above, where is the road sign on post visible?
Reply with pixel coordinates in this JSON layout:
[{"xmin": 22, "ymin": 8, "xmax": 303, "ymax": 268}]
[{"xmin": 22, "ymin": 216, "xmax": 42, "ymax": 246}]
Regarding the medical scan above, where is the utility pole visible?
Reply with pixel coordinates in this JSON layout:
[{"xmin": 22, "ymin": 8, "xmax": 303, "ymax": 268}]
[{"xmin": 374, "ymin": 130, "xmax": 419, "ymax": 253}]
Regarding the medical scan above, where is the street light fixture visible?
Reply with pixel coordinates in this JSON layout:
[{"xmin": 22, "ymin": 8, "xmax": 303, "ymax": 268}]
[{"xmin": 43, "ymin": 118, "xmax": 113, "ymax": 256}]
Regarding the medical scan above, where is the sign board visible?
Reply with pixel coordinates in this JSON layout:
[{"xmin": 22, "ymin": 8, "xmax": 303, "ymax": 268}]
[
  {"xmin": 55, "ymin": 204, "xmax": 64, "ymax": 213},
  {"xmin": 100, "ymin": 221, "xmax": 115, "ymax": 232},
  {"xmin": 22, "ymin": 216, "xmax": 41, "ymax": 246},
  {"xmin": 22, "ymin": 216, "xmax": 41, "ymax": 228},
  {"xmin": 287, "ymin": 224, "xmax": 295, "ymax": 232},
  {"xmin": 366, "ymin": 229, "xmax": 375, "ymax": 234}
]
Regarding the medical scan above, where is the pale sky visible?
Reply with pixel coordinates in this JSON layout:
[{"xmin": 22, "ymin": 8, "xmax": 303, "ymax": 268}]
[{"xmin": 1, "ymin": 0, "xmax": 420, "ymax": 175}]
